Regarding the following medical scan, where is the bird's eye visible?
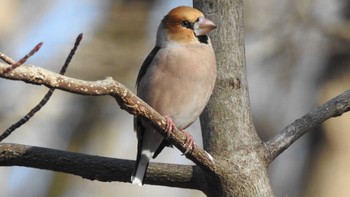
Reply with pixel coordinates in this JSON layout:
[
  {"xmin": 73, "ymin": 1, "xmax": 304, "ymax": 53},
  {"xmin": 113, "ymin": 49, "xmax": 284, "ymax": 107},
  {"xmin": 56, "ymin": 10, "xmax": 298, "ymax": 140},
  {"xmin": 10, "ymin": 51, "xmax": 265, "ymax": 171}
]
[{"xmin": 180, "ymin": 20, "xmax": 193, "ymax": 29}]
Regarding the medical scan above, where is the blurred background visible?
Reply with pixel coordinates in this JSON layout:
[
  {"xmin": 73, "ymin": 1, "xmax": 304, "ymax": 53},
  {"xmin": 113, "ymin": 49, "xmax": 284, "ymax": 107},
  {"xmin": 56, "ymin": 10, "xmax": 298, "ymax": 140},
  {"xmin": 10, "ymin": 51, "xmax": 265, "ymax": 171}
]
[{"xmin": 0, "ymin": 0, "xmax": 349, "ymax": 196}]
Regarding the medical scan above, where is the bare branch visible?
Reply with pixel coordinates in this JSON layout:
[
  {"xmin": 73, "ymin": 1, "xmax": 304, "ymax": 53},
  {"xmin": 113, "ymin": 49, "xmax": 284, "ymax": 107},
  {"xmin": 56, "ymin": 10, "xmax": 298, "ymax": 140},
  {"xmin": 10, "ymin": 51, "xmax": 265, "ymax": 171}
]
[
  {"xmin": 0, "ymin": 34, "xmax": 83, "ymax": 142},
  {"xmin": 0, "ymin": 89, "xmax": 54, "ymax": 142},
  {"xmin": 0, "ymin": 62, "xmax": 220, "ymax": 177},
  {"xmin": 2, "ymin": 42, "xmax": 43, "ymax": 74},
  {"xmin": 60, "ymin": 33, "xmax": 83, "ymax": 75},
  {"xmin": 265, "ymin": 89, "xmax": 350, "ymax": 163},
  {"xmin": 0, "ymin": 53, "xmax": 16, "ymax": 64},
  {"xmin": 0, "ymin": 143, "xmax": 206, "ymax": 189}
]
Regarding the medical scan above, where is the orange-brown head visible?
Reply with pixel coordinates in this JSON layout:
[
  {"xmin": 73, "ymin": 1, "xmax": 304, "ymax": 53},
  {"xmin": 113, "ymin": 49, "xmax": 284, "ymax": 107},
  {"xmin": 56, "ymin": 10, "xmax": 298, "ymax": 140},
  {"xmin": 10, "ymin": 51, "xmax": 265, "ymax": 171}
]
[{"xmin": 160, "ymin": 6, "xmax": 216, "ymax": 45}]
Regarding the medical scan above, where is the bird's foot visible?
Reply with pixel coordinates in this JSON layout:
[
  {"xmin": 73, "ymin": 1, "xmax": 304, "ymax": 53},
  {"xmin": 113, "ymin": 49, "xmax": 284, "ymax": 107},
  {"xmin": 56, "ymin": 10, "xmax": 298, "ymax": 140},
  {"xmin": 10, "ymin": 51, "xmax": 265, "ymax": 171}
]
[
  {"xmin": 164, "ymin": 116, "xmax": 195, "ymax": 154},
  {"xmin": 164, "ymin": 116, "xmax": 176, "ymax": 138},
  {"xmin": 181, "ymin": 130, "xmax": 196, "ymax": 155}
]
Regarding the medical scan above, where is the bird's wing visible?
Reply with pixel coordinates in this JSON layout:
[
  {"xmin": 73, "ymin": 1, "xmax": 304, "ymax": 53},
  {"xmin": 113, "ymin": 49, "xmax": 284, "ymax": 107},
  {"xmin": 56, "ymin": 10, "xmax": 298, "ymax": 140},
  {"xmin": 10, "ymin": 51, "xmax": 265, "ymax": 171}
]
[
  {"xmin": 136, "ymin": 46, "xmax": 161, "ymax": 87},
  {"xmin": 134, "ymin": 45, "xmax": 164, "ymax": 157},
  {"xmin": 132, "ymin": 46, "xmax": 163, "ymax": 185}
]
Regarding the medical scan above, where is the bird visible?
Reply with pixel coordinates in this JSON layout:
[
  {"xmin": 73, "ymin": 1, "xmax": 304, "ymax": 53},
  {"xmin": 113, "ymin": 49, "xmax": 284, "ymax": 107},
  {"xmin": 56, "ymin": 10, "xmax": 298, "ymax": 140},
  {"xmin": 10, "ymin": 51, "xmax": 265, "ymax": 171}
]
[{"xmin": 131, "ymin": 6, "xmax": 217, "ymax": 186}]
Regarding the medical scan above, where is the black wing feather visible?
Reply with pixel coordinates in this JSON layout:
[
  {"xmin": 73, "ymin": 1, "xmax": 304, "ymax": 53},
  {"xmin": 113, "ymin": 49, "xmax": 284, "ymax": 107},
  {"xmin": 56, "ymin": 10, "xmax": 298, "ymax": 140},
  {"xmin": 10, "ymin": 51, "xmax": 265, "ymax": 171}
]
[
  {"xmin": 132, "ymin": 46, "xmax": 162, "ymax": 180},
  {"xmin": 136, "ymin": 46, "xmax": 161, "ymax": 87},
  {"xmin": 153, "ymin": 140, "xmax": 172, "ymax": 159}
]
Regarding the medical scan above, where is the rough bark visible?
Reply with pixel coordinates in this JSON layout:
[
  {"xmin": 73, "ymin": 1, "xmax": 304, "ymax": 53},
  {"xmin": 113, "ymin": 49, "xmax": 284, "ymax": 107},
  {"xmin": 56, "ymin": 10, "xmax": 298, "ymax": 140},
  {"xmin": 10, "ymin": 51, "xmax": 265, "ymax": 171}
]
[
  {"xmin": 194, "ymin": 1, "xmax": 274, "ymax": 196},
  {"xmin": 0, "ymin": 143, "xmax": 202, "ymax": 189}
]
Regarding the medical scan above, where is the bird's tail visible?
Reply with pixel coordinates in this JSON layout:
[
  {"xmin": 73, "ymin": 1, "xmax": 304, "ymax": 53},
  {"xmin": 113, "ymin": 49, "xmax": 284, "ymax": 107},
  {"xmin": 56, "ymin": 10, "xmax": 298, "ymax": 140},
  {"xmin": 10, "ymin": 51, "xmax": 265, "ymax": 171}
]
[{"xmin": 131, "ymin": 153, "xmax": 150, "ymax": 186}]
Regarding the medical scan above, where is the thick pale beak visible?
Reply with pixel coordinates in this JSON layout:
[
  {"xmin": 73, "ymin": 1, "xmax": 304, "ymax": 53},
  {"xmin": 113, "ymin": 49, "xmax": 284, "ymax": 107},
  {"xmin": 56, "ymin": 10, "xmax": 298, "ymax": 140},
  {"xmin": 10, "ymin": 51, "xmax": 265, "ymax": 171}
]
[{"xmin": 194, "ymin": 16, "xmax": 217, "ymax": 36}]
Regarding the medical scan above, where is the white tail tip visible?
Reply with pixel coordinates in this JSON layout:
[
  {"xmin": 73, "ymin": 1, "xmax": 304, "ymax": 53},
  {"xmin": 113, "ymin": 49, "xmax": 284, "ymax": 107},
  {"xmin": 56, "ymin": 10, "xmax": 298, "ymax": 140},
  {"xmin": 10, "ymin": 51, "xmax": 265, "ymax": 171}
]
[{"xmin": 131, "ymin": 176, "xmax": 143, "ymax": 186}]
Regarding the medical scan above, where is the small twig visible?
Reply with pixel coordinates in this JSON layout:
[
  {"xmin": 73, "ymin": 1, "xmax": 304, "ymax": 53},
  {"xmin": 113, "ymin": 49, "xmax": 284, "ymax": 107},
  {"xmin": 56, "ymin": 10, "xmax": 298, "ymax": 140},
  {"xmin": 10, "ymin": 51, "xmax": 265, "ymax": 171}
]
[
  {"xmin": 0, "ymin": 34, "xmax": 83, "ymax": 142},
  {"xmin": 60, "ymin": 33, "xmax": 83, "ymax": 75},
  {"xmin": 0, "ymin": 53, "xmax": 16, "ymax": 64},
  {"xmin": 0, "ymin": 90, "xmax": 52, "ymax": 142},
  {"xmin": 265, "ymin": 89, "xmax": 350, "ymax": 163},
  {"xmin": 2, "ymin": 42, "xmax": 43, "ymax": 74}
]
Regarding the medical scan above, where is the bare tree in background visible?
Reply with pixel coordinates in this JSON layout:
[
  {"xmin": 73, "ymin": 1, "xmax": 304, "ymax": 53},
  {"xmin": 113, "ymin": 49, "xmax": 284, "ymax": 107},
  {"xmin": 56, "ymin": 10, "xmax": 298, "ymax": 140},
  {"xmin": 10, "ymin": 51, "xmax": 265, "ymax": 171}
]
[{"xmin": 0, "ymin": 0, "xmax": 350, "ymax": 196}]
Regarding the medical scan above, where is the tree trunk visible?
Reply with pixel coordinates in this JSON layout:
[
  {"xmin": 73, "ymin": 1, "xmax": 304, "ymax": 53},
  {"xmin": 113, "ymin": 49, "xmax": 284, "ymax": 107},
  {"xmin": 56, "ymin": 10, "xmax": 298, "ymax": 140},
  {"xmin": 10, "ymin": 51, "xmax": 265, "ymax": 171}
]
[{"xmin": 194, "ymin": 0, "xmax": 274, "ymax": 196}]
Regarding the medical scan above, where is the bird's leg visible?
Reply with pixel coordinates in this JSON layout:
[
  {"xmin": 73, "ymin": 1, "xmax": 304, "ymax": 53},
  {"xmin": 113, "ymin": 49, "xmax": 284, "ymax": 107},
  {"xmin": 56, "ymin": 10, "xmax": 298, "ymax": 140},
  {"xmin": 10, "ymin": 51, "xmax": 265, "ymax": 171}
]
[
  {"xmin": 164, "ymin": 116, "xmax": 176, "ymax": 138},
  {"xmin": 164, "ymin": 116, "xmax": 195, "ymax": 154},
  {"xmin": 181, "ymin": 130, "xmax": 195, "ymax": 155}
]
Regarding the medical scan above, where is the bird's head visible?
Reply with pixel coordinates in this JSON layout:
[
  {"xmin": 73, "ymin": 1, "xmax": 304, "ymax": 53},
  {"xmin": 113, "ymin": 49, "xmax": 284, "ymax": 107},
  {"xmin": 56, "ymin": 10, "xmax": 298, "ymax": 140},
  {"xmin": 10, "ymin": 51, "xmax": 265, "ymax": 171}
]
[{"xmin": 158, "ymin": 6, "xmax": 217, "ymax": 45}]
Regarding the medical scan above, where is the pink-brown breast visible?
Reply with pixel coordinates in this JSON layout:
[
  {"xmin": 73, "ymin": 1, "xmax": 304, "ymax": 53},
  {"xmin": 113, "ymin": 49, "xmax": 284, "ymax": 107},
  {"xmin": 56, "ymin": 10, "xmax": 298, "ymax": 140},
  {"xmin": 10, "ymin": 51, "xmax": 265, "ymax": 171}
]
[{"xmin": 137, "ymin": 42, "xmax": 216, "ymax": 129}]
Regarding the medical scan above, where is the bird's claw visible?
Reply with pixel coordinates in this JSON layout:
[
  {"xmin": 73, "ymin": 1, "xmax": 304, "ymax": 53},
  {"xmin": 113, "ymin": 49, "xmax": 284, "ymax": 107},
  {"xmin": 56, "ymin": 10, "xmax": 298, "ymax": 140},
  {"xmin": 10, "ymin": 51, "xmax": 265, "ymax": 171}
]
[
  {"xmin": 182, "ymin": 131, "xmax": 195, "ymax": 155},
  {"xmin": 164, "ymin": 116, "xmax": 176, "ymax": 139},
  {"xmin": 164, "ymin": 116, "xmax": 195, "ymax": 154}
]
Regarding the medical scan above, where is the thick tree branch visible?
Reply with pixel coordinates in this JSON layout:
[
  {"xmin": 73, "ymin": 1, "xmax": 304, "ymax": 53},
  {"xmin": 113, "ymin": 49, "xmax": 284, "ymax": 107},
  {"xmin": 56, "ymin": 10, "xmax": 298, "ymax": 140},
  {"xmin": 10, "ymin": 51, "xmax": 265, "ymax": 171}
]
[
  {"xmin": 0, "ymin": 62, "xmax": 221, "ymax": 183},
  {"xmin": 0, "ymin": 143, "xmax": 206, "ymax": 189},
  {"xmin": 265, "ymin": 89, "xmax": 350, "ymax": 163}
]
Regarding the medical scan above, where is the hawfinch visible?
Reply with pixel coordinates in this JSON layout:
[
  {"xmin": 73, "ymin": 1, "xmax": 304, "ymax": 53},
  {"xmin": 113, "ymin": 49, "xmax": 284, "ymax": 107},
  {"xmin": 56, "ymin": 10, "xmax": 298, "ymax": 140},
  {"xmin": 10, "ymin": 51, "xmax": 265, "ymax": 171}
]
[{"xmin": 131, "ymin": 6, "xmax": 217, "ymax": 186}]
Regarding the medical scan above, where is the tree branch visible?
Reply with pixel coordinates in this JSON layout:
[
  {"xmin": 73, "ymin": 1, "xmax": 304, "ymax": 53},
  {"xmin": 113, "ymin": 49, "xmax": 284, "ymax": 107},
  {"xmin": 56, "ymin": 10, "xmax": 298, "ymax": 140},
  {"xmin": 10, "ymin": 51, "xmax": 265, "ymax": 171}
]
[
  {"xmin": 0, "ymin": 143, "xmax": 206, "ymax": 189},
  {"xmin": 2, "ymin": 42, "xmax": 43, "ymax": 74},
  {"xmin": 0, "ymin": 34, "xmax": 82, "ymax": 141},
  {"xmin": 265, "ymin": 89, "xmax": 350, "ymax": 163},
  {"xmin": 0, "ymin": 62, "xmax": 221, "ymax": 182}
]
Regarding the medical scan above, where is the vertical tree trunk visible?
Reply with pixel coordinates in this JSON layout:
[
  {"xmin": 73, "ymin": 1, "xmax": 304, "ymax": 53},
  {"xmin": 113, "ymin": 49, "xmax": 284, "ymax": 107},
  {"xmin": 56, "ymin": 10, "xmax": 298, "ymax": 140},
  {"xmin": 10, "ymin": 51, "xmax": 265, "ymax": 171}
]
[{"xmin": 194, "ymin": 0, "xmax": 274, "ymax": 196}]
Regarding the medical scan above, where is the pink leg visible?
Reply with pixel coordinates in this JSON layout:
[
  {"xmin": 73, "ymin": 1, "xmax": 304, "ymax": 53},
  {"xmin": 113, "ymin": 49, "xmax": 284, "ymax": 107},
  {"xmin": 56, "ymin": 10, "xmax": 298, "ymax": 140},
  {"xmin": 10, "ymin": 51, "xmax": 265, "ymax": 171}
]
[
  {"xmin": 164, "ymin": 116, "xmax": 196, "ymax": 154},
  {"xmin": 182, "ymin": 130, "xmax": 196, "ymax": 155},
  {"xmin": 164, "ymin": 116, "xmax": 176, "ymax": 138},
  {"xmin": 164, "ymin": 116, "xmax": 196, "ymax": 155}
]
